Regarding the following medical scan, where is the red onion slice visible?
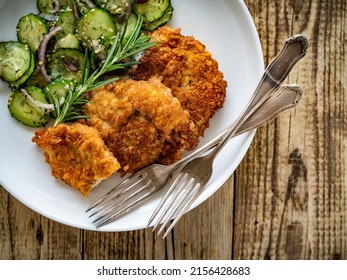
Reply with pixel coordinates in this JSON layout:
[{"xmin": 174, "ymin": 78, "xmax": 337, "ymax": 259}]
[
  {"xmin": 20, "ymin": 89, "xmax": 55, "ymax": 111},
  {"xmin": 51, "ymin": 0, "xmax": 60, "ymax": 13},
  {"xmin": 125, "ymin": 0, "xmax": 132, "ymax": 19},
  {"xmin": 38, "ymin": 26, "xmax": 62, "ymax": 83},
  {"xmin": 72, "ymin": 3, "xmax": 80, "ymax": 20},
  {"xmin": 83, "ymin": 0, "xmax": 96, "ymax": 8},
  {"xmin": 20, "ymin": 88, "xmax": 65, "ymax": 112}
]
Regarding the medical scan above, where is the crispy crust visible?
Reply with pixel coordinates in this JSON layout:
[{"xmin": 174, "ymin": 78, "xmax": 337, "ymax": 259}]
[
  {"xmin": 131, "ymin": 26, "xmax": 227, "ymax": 137},
  {"xmin": 32, "ymin": 27, "xmax": 228, "ymax": 194},
  {"xmin": 32, "ymin": 123, "xmax": 121, "ymax": 196},
  {"xmin": 83, "ymin": 77, "xmax": 198, "ymax": 173}
]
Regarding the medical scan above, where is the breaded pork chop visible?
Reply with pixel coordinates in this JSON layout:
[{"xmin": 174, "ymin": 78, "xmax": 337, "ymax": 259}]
[
  {"xmin": 32, "ymin": 123, "xmax": 121, "ymax": 196},
  {"xmin": 83, "ymin": 77, "xmax": 198, "ymax": 173},
  {"xmin": 131, "ymin": 26, "xmax": 227, "ymax": 139}
]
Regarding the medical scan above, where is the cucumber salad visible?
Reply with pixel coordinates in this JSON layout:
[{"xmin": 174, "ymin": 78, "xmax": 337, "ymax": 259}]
[{"xmin": 0, "ymin": 0, "xmax": 173, "ymax": 127}]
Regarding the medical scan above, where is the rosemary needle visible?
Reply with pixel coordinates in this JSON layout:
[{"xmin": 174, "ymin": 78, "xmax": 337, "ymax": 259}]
[{"xmin": 49, "ymin": 15, "xmax": 156, "ymax": 127}]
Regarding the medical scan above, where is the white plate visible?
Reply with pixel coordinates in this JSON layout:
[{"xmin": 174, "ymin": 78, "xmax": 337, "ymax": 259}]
[{"xmin": 0, "ymin": 0, "xmax": 263, "ymax": 232}]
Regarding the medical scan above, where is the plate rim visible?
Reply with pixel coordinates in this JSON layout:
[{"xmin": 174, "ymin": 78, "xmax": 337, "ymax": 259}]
[{"xmin": 0, "ymin": 0, "xmax": 264, "ymax": 232}]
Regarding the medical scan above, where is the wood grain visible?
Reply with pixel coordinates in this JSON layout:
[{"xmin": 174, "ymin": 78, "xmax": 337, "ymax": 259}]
[
  {"xmin": 236, "ymin": 0, "xmax": 347, "ymax": 259},
  {"xmin": 0, "ymin": 0, "xmax": 346, "ymax": 260}
]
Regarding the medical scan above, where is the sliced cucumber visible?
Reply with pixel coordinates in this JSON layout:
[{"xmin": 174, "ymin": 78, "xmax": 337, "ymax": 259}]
[
  {"xmin": 17, "ymin": 13, "xmax": 49, "ymax": 51},
  {"xmin": 55, "ymin": 33, "xmax": 80, "ymax": 50},
  {"xmin": 9, "ymin": 51, "xmax": 36, "ymax": 88},
  {"xmin": 47, "ymin": 48, "xmax": 85, "ymax": 82},
  {"xmin": 95, "ymin": 0, "xmax": 131, "ymax": 19},
  {"xmin": 143, "ymin": 5, "xmax": 173, "ymax": 31},
  {"xmin": 37, "ymin": 0, "xmax": 74, "ymax": 13},
  {"xmin": 55, "ymin": 10, "xmax": 76, "ymax": 39},
  {"xmin": 26, "ymin": 66, "xmax": 50, "ymax": 88},
  {"xmin": 8, "ymin": 86, "xmax": 50, "ymax": 127},
  {"xmin": 76, "ymin": 8, "xmax": 116, "ymax": 49},
  {"xmin": 116, "ymin": 13, "xmax": 138, "ymax": 40},
  {"xmin": 0, "ymin": 41, "xmax": 32, "ymax": 82},
  {"xmin": 133, "ymin": 0, "xmax": 170, "ymax": 23},
  {"xmin": 59, "ymin": 0, "xmax": 74, "ymax": 10},
  {"xmin": 44, "ymin": 79, "xmax": 72, "ymax": 104},
  {"xmin": 44, "ymin": 79, "xmax": 72, "ymax": 118},
  {"xmin": 73, "ymin": 0, "xmax": 92, "ymax": 15},
  {"xmin": 37, "ymin": 0, "xmax": 59, "ymax": 13}
]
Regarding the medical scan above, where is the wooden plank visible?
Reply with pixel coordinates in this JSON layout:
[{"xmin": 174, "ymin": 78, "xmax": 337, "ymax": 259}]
[
  {"xmin": 0, "ymin": 187, "xmax": 43, "ymax": 259},
  {"xmin": 82, "ymin": 228, "xmax": 168, "ymax": 260},
  {"xmin": 1, "ymin": 0, "xmax": 346, "ymax": 261},
  {"xmin": 0, "ymin": 187, "xmax": 82, "ymax": 259},
  {"xmin": 234, "ymin": 0, "xmax": 347, "ymax": 259},
  {"xmin": 168, "ymin": 178, "xmax": 234, "ymax": 260},
  {"xmin": 82, "ymin": 178, "xmax": 234, "ymax": 260}
]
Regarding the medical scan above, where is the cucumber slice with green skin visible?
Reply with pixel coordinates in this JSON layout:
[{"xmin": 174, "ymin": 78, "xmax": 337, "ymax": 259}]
[
  {"xmin": 47, "ymin": 48, "xmax": 85, "ymax": 83},
  {"xmin": 55, "ymin": 11, "xmax": 76, "ymax": 39},
  {"xmin": 73, "ymin": 0, "xmax": 92, "ymax": 15},
  {"xmin": 133, "ymin": 0, "xmax": 170, "ymax": 23},
  {"xmin": 37, "ymin": 0, "xmax": 59, "ymax": 13},
  {"xmin": 143, "ymin": 5, "xmax": 173, "ymax": 31},
  {"xmin": 37, "ymin": 0, "xmax": 74, "ymax": 13},
  {"xmin": 44, "ymin": 79, "xmax": 72, "ymax": 118},
  {"xmin": 116, "ymin": 13, "xmax": 138, "ymax": 40},
  {"xmin": 44, "ymin": 79, "xmax": 72, "ymax": 103},
  {"xmin": 9, "ymin": 51, "xmax": 36, "ymax": 88},
  {"xmin": 25, "ymin": 66, "xmax": 50, "ymax": 88},
  {"xmin": 17, "ymin": 13, "xmax": 49, "ymax": 51},
  {"xmin": 76, "ymin": 8, "xmax": 116, "ymax": 49},
  {"xmin": 95, "ymin": 0, "xmax": 131, "ymax": 19},
  {"xmin": 8, "ymin": 86, "xmax": 50, "ymax": 127},
  {"xmin": 55, "ymin": 33, "xmax": 80, "ymax": 50},
  {"xmin": 59, "ymin": 0, "xmax": 74, "ymax": 10},
  {"xmin": 0, "ymin": 41, "xmax": 32, "ymax": 82}
]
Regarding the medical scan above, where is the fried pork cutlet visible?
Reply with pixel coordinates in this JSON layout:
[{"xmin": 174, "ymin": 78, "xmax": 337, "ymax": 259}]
[
  {"xmin": 32, "ymin": 123, "xmax": 121, "ymax": 196},
  {"xmin": 131, "ymin": 26, "xmax": 227, "ymax": 139},
  {"xmin": 83, "ymin": 77, "xmax": 199, "ymax": 173}
]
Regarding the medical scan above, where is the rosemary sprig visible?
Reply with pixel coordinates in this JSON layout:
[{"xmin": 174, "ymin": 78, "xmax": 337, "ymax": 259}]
[{"xmin": 49, "ymin": 15, "xmax": 156, "ymax": 127}]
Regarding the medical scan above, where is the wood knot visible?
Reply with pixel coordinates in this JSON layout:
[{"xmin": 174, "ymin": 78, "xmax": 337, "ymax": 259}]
[
  {"xmin": 286, "ymin": 149, "xmax": 308, "ymax": 208},
  {"xmin": 36, "ymin": 225, "xmax": 44, "ymax": 245}
]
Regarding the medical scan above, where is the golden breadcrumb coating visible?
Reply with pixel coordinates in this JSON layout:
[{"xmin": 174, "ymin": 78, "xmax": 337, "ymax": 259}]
[
  {"xmin": 131, "ymin": 26, "xmax": 227, "ymax": 137},
  {"xmin": 83, "ymin": 77, "xmax": 198, "ymax": 173},
  {"xmin": 32, "ymin": 27, "xmax": 228, "ymax": 194},
  {"xmin": 32, "ymin": 123, "xmax": 121, "ymax": 196}
]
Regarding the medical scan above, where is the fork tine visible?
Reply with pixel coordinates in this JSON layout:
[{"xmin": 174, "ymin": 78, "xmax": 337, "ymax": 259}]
[
  {"xmin": 156, "ymin": 178, "xmax": 199, "ymax": 236},
  {"xmin": 86, "ymin": 175, "xmax": 137, "ymax": 213},
  {"xmin": 147, "ymin": 170, "xmax": 187, "ymax": 227},
  {"xmin": 150, "ymin": 171, "xmax": 191, "ymax": 231},
  {"xmin": 88, "ymin": 175, "xmax": 148, "ymax": 218},
  {"xmin": 86, "ymin": 173, "xmax": 146, "ymax": 213},
  {"xmin": 93, "ymin": 180, "xmax": 155, "ymax": 228},
  {"xmin": 91, "ymin": 179, "xmax": 152, "ymax": 221},
  {"xmin": 161, "ymin": 181, "xmax": 207, "ymax": 238},
  {"xmin": 153, "ymin": 173, "xmax": 192, "ymax": 234}
]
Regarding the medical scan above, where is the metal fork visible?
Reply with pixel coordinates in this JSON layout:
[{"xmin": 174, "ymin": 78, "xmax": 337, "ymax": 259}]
[
  {"xmin": 86, "ymin": 83, "xmax": 303, "ymax": 228},
  {"xmin": 148, "ymin": 34, "xmax": 308, "ymax": 237},
  {"xmin": 86, "ymin": 34, "xmax": 308, "ymax": 229}
]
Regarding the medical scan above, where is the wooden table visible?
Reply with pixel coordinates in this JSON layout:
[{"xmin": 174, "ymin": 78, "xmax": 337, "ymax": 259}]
[{"xmin": 1, "ymin": 0, "xmax": 346, "ymax": 260}]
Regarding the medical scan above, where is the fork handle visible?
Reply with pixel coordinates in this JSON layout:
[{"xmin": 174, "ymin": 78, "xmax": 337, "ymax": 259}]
[
  {"xmin": 207, "ymin": 34, "xmax": 308, "ymax": 159},
  {"xmin": 247, "ymin": 34, "xmax": 308, "ymax": 109}
]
